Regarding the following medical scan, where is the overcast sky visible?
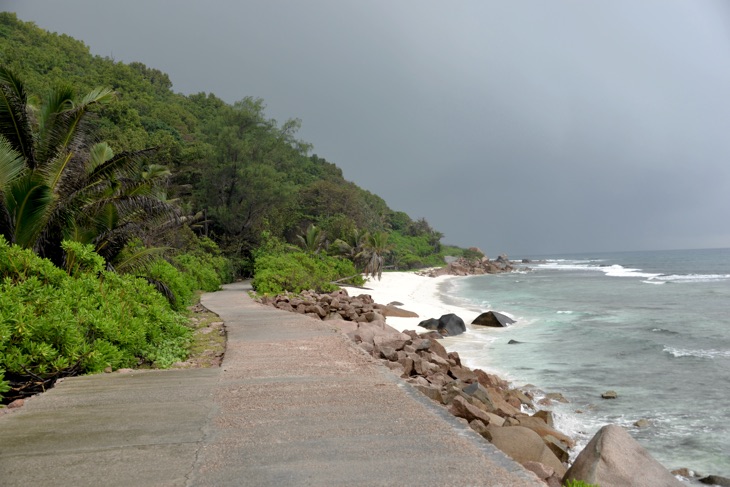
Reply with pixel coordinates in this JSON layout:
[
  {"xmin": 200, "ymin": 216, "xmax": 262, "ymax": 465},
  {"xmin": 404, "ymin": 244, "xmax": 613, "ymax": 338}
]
[{"xmin": 6, "ymin": 1, "xmax": 730, "ymax": 255}]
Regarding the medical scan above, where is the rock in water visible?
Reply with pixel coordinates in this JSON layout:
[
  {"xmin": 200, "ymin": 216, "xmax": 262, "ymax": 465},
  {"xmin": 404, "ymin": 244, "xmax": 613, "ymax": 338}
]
[
  {"xmin": 437, "ymin": 313, "xmax": 466, "ymax": 336},
  {"xmin": 471, "ymin": 311, "xmax": 516, "ymax": 327},
  {"xmin": 601, "ymin": 390, "xmax": 618, "ymax": 399},
  {"xmin": 699, "ymin": 475, "xmax": 730, "ymax": 486},
  {"xmin": 563, "ymin": 424, "xmax": 684, "ymax": 487}
]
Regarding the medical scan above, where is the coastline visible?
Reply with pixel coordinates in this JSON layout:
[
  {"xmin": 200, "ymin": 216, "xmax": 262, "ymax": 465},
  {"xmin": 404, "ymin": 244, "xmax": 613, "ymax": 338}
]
[
  {"xmin": 343, "ymin": 272, "xmax": 480, "ymax": 334},
  {"xmin": 340, "ymin": 271, "xmax": 699, "ymax": 484}
]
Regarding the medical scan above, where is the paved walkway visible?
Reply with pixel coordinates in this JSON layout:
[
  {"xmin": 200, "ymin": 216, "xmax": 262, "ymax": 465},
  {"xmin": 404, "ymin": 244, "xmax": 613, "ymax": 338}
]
[{"xmin": 0, "ymin": 282, "xmax": 541, "ymax": 486}]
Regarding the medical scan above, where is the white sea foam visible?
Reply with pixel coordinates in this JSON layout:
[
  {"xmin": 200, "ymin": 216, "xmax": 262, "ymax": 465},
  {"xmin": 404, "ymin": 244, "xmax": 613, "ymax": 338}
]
[
  {"xmin": 538, "ymin": 261, "xmax": 661, "ymax": 279},
  {"xmin": 663, "ymin": 346, "xmax": 730, "ymax": 359},
  {"xmin": 651, "ymin": 273, "xmax": 730, "ymax": 283}
]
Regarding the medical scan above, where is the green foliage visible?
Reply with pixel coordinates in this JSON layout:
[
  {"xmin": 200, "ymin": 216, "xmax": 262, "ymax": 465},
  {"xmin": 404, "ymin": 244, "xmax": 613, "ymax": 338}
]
[
  {"xmin": 0, "ymin": 15, "xmax": 450, "ymax": 273},
  {"xmin": 252, "ymin": 250, "xmax": 362, "ymax": 294},
  {"xmin": 172, "ymin": 253, "xmax": 222, "ymax": 292},
  {"xmin": 146, "ymin": 258, "xmax": 194, "ymax": 311},
  {"xmin": 0, "ymin": 236, "xmax": 190, "ymax": 402},
  {"xmin": 295, "ymin": 224, "xmax": 325, "ymax": 254},
  {"xmin": 564, "ymin": 480, "xmax": 599, "ymax": 487},
  {"xmin": 62, "ymin": 240, "xmax": 105, "ymax": 276}
]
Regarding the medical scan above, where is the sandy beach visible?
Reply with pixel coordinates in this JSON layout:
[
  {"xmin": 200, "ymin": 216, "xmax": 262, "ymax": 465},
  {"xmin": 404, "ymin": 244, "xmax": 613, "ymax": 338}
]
[{"xmin": 342, "ymin": 271, "xmax": 480, "ymax": 333}]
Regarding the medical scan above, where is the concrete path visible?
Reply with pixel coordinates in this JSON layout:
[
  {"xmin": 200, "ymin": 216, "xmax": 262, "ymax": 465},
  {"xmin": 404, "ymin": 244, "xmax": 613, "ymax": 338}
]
[{"xmin": 0, "ymin": 282, "xmax": 542, "ymax": 486}]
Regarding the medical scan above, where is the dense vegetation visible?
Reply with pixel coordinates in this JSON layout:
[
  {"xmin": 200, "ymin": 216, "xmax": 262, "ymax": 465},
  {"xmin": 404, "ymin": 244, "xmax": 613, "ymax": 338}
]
[
  {"xmin": 0, "ymin": 13, "xmax": 474, "ymax": 401},
  {"xmin": 0, "ymin": 13, "xmax": 462, "ymax": 276}
]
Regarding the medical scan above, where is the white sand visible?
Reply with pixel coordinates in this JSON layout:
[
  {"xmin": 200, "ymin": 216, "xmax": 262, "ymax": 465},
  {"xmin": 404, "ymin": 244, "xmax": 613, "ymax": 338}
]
[{"xmin": 342, "ymin": 271, "xmax": 481, "ymax": 333}]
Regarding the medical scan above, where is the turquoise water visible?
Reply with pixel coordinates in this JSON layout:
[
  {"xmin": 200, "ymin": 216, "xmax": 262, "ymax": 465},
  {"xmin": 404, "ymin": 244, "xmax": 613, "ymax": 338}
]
[{"xmin": 440, "ymin": 248, "xmax": 730, "ymax": 477}]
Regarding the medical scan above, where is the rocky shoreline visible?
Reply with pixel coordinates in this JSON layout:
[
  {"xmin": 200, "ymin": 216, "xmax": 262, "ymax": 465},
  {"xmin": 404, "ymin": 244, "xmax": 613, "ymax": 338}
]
[{"xmin": 256, "ymin": 287, "xmax": 723, "ymax": 486}]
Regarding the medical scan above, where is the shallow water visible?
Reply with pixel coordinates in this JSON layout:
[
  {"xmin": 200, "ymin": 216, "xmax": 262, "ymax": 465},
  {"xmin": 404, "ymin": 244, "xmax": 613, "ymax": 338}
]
[{"xmin": 439, "ymin": 248, "xmax": 730, "ymax": 477}]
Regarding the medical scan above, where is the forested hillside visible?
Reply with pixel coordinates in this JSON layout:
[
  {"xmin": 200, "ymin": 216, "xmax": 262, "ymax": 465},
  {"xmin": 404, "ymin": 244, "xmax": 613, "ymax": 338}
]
[
  {"xmin": 0, "ymin": 12, "xmax": 458, "ymax": 275},
  {"xmin": 0, "ymin": 13, "xmax": 478, "ymax": 400}
]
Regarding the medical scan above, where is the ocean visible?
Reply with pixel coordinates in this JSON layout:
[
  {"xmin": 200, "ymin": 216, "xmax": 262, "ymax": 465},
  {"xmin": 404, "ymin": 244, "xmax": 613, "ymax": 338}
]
[{"xmin": 438, "ymin": 248, "xmax": 730, "ymax": 478}]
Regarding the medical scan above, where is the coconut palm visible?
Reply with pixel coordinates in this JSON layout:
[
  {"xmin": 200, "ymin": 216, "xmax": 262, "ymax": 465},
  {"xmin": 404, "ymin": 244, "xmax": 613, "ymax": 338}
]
[
  {"xmin": 295, "ymin": 223, "xmax": 326, "ymax": 254},
  {"xmin": 0, "ymin": 66, "xmax": 178, "ymax": 267},
  {"xmin": 359, "ymin": 231, "xmax": 393, "ymax": 280},
  {"xmin": 332, "ymin": 228, "xmax": 368, "ymax": 267}
]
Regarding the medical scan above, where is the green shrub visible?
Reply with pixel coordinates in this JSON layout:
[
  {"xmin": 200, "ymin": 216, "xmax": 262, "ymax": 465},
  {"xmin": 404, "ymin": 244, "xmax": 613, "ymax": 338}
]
[
  {"xmin": 0, "ymin": 237, "xmax": 191, "ymax": 403},
  {"xmin": 252, "ymin": 251, "xmax": 362, "ymax": 294},
  {"xmin": 146, "ymin": 258, "xmax": 195, "ymax": 311},
  {"xmin": 564, "ymin": 480, "xmax": 599, "ymax": 487},
  {"xmin": 173, "ymin": 253, "xmax": 222, "ymax": 292}
]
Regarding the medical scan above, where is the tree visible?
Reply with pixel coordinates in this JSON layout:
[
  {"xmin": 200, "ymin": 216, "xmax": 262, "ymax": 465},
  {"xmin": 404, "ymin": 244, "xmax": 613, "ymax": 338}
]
[
  {"xmin": 295, "ymin": 224, "xmax": 325, "ymax": 254},
  {"xmin": 359, "ymin": 231, "xmax": 394, "ymax": 280},
  {"xmin": 0, "ymin": 66, "xmax": 178, "ymax": 267},
  {"xmin": 332, "ymin": 228, "xmax": 368, "ymax": 268}
]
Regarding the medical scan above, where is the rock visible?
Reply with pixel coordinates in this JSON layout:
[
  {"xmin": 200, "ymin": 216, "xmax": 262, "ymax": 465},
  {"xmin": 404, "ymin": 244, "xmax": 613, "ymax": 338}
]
[
  {"xmin": 7, "ymin": 399, "xmax": 24, "ymax": 409},
  {"xmin": 543, "ymin": 435, "xmax": 571, "ymax": 463},
  {"xmin": 378, "ymin": 346, "xmax": 398, "ymax": 362},
  {"xmin": 418, "ymin": 318, "xmax": 440, "ymax": 330},
  {"xmin": 515, "ymin": 416, "xmax": 574, "ymax": 448},
  {"xmin": 415, "ymin": 384, "xmax": 443, "ymax": 404},
  {"xmin": 699, "ymin": 475, "xmax": 730, "ymax": 486},
  {"xmin": 471, "ymin": 311, "xmax": 516, "ymax": 328},
  {"xmin": 523, "ymin": 461, "xmax": 555, "ymax": 481},
  {"xmin": 671, "ymin": 468, "xmax": 698, "ymax": 478},
  {"xmin": 418, "ymin": 330, "xmax": 442, "ymax": 341},
  {"xmin": 428, "ymin": 338, "xmax": 449, "ymax": 361},
  {"xmin": 462, "ymin": 382, "xmax": 520, "ymax": 417},
  {"xmin": 437, "ymin": 313, "xmax": 466, "ymax": 336},
  {"xmin": 563, "ymin": 424, "xmax": 683, "ymax": 487},
  {"xmin": 485, "ymin": 426, "xmax": 567, "ymax": 476},
  {"xmin": 372, "ymin": 333, "xmax": 410, "ymax": 352},
  {"xmin": 533, "ymin": 410, "xmax": 554, "ymax": 428},
  {"xmin": 474, "ymin": 369, "xmax": 509, "ymax": 390},
  {"xmin": 601, "ymin": 390, "xmax": 618, "ymax": 399},
  {"xmin": 380, "ymin": 305, "xmax": 419, "ymax": 318},
  {"xmin": 545, "ymin": 392, "xmax": 569, "ymax": 403},
  {"xmin": 507, "ymin": 339, "xmax": 522, "ymax": 344},
  {"xmin": 469, "ymin": 419, "xmax": 490, "ymax": 437},
  {"xmin": 448, "ymin": 395, "xmax": 494, "ymax": 425},
  {"xmin": 384, "ymin": 361, "xmax": 405, "ymax": 376},
  {"xmin": 449, "ymin": 365, "xmax": 477, "ymax": 383},
  {"xmin": 634, "ymin": 418, "xmax": 651, "ymax": 428},
  {"xmin": 506, "ymin": 389, "xmax": 534, "ymax": 408}
]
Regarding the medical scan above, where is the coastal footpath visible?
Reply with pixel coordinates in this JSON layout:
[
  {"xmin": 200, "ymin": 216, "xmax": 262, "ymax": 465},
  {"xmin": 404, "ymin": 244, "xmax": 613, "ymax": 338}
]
[{"xmin": 0, "ymin": 282, "xmax": 541, "ymax": 486}]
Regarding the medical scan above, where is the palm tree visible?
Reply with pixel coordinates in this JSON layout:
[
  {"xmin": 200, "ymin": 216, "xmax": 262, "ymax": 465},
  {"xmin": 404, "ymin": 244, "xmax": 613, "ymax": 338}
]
[
  {"xmin": 295, "ymin": 223, "xmax": 325, "ymax": 254},
  {"xmin": 0, "ymin": 66, "xmax": 178, "ymax": 267},
  {"xmin": 332, "ymin": 228, "xmax": 368, "ymax": 267},
  {"xmin": 359, "ymin": 231, "xmax": 393, "ymax": 280}
]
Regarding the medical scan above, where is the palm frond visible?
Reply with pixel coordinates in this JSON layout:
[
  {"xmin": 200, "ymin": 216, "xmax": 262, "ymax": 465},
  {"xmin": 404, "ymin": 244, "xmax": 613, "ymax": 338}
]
[
  {"xmin": 0, "ymin": 66, "xmax": 35, "ymax": 166},
  {"xmin": 112, "ymin": 245, "xmax": 169, "ymax": 275},
  {"xmin": 5, "ymin": 175, "xmax": 53, "ymax": 248},
  {"xmin": 0, "ymin": 136, "xmax": 25, "ymax": 189}
]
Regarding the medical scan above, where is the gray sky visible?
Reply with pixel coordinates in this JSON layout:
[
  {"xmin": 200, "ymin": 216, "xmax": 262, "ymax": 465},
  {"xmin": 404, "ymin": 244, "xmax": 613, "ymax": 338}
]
[{"xmin": 6, "ymin": 1, "xmax": 730, "ymax": 255}]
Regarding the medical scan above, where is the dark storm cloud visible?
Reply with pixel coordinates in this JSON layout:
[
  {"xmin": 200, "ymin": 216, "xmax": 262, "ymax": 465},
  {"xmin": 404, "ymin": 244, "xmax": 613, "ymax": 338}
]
[{"xmin": 7, "ymin": 0, "xmax": 730, "ymax": 254}]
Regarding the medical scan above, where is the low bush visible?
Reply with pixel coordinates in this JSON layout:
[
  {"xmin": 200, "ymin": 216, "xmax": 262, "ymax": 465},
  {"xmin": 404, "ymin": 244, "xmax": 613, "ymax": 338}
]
[
  {"xmin": 146, "ymin": 258, "xmax": 196, "ymax": 311},
  {"xmin": 0, "ymin": 237, "xmax": 191, "ymax": 403},
  {"xmin": 252, "ymin": 251, "xmax": 363, "ymax": 295}
]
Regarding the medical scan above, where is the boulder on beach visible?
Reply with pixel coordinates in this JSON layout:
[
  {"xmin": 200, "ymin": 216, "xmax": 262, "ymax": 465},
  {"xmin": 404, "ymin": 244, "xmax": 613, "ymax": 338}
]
[
  {"xmin": 418, "ymin": 318, "xmax": 440, "ymax": 330},
  {"xmin": 563, "ymin": 424, "xmax": 683, "ymax": 487},
  {"xmin": 472, "ymin": 311, "xmax": 516, "ymax": 328},
  {"xmin": 437, "ymin": 313, "xmax": 466, "ymax": 336}
]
